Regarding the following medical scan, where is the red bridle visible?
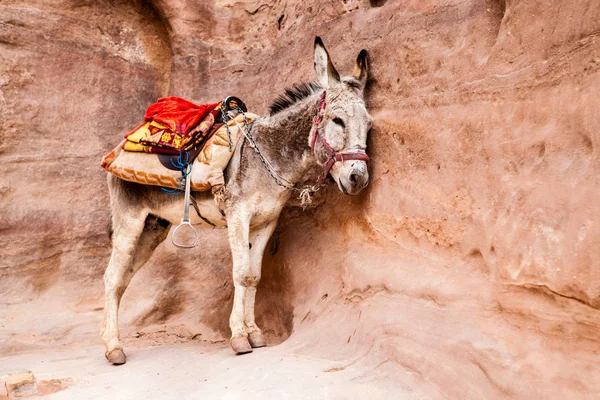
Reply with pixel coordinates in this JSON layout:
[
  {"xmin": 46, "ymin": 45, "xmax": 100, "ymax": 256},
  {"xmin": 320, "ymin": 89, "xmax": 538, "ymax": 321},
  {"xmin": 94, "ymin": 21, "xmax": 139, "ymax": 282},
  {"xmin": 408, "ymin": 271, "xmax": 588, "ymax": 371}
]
[{"xmin": 310, "ymin": 91, "xmax": 370, "ymax": 182}]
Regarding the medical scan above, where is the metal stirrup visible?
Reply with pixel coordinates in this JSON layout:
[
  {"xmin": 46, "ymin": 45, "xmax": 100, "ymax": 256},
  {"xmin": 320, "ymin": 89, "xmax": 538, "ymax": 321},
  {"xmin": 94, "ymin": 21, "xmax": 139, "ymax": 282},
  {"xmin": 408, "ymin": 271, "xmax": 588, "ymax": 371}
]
[{"xmin": 171, "ymin": 163, "xmax": 198, "ymax": 248}]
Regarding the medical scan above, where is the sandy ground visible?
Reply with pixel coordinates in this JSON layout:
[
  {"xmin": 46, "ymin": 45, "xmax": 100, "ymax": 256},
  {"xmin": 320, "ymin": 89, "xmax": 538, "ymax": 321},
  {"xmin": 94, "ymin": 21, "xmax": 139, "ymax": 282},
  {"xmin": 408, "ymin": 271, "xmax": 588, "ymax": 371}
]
[{"xmin": 0, "ymin": 341, "xmax": 403, "ymax": 399}]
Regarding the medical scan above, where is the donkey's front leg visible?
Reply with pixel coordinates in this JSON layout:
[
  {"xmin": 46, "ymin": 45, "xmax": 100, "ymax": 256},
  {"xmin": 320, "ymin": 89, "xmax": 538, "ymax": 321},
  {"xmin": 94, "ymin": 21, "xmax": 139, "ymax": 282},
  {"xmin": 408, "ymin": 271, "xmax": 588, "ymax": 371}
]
[
  {"xmin": 227, "ymin": 207, "xmax": 254, "ymax": 354},
  {"xmin": 244, "ymin": 220, "xmax": 278, "ymax": 348}
]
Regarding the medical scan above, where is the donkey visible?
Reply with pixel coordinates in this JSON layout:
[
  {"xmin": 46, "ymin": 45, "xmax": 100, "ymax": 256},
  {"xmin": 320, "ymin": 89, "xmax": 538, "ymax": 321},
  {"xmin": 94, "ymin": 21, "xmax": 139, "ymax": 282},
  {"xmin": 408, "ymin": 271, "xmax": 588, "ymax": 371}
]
[{"xmin": 101, "ymin": 37, "xmax": 373, "ymax": 364}]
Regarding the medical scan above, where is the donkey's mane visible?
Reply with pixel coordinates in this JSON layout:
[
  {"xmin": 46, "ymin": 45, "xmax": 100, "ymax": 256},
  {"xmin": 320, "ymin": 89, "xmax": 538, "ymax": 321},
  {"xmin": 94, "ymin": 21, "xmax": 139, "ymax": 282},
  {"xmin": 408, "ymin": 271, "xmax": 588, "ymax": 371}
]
[{"xmin": 269, "ymin": 81, "xmax": 322, "ymax": 116}]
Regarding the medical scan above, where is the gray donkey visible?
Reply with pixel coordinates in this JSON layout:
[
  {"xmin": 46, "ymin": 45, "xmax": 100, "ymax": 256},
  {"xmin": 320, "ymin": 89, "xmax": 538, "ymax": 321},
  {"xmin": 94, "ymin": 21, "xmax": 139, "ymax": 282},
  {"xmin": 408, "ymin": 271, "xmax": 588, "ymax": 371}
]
[{"xmin": 102, "ymin": 37, "xmax": 373, "ymax": 364}]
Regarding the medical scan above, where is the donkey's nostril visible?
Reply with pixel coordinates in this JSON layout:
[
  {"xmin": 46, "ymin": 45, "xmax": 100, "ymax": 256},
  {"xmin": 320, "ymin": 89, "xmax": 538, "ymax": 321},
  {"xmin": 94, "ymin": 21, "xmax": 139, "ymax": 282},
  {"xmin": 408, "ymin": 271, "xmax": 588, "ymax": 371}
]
[{"xmin": 349, "ymin": 173, "xmax": 358, "ymax": 184}]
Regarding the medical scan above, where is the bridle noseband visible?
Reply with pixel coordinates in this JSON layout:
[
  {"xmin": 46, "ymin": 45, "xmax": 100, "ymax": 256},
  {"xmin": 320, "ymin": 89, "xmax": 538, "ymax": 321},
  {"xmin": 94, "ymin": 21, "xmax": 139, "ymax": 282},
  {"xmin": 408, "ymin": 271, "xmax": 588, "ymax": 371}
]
[{"xmin": 310, "ymin": 91, "xmax": 370, "ymax": 182}]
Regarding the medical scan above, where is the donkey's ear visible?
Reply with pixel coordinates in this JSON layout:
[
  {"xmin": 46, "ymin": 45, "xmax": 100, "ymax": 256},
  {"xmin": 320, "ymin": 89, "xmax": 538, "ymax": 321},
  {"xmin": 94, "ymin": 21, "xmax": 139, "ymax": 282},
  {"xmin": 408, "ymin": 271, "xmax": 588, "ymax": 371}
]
[
  {"xmin": 352, "ymin": 49, "xmax": 369, "ymax": 90},
  {"xmin": 314, "ymin": 37, "xmax": 340, "ymax": 88}
]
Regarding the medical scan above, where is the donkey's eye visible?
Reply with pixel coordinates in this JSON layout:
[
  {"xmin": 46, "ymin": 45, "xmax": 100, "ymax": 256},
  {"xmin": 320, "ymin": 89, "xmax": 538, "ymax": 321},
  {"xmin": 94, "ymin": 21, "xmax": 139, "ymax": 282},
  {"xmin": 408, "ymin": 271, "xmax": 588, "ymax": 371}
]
[{"xmin": 332, "ymin": 117, "xmax": 345, "ymax": 129}]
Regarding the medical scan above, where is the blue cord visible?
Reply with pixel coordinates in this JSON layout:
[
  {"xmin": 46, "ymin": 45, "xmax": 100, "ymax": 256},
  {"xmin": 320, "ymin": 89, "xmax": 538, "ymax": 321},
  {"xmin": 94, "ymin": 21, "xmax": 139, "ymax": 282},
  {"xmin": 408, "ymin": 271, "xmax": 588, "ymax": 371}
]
[{"xmin": 162, "ymin": 151, "xmax": 190, "ymax": 195}]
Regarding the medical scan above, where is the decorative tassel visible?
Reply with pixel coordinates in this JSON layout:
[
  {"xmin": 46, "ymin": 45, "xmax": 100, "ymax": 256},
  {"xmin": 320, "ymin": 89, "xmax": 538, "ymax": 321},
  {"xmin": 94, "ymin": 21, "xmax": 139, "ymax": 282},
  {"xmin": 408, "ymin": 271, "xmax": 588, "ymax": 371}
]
[{"xmin": 299, "ymin": 188, "xmax": 313, "ymax": 209}]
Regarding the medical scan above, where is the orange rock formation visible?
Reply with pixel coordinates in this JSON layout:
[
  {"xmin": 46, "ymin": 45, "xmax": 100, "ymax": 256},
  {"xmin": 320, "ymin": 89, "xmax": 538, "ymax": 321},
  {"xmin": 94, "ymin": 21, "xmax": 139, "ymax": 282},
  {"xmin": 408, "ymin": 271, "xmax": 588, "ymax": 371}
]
[{"xmin": 1, "ymin": 1, "xmax": 599, "ymax": 398}]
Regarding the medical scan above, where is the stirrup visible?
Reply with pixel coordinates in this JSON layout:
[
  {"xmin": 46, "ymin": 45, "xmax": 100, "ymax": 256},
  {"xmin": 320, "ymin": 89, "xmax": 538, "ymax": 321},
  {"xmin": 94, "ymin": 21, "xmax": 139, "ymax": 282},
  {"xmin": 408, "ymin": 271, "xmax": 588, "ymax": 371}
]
[{"xmin": 171, "ymin": 164, "xmax": 198, "ymax": 248}]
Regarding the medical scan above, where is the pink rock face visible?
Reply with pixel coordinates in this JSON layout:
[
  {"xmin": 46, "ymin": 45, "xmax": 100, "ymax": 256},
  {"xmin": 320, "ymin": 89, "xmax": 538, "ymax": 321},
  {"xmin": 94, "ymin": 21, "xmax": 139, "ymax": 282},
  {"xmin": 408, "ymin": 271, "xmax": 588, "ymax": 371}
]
[{"xmin": 1, "ymin": 0, "xmax": 599, "ymax": 398}]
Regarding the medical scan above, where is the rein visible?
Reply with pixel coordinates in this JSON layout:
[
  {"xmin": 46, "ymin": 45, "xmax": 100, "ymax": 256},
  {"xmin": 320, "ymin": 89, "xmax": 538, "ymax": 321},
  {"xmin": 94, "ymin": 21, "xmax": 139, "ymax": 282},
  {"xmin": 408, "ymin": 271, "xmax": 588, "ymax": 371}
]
[{"xmin": 310, "ymin": 91, "xmax": 370, "ymax": 183}]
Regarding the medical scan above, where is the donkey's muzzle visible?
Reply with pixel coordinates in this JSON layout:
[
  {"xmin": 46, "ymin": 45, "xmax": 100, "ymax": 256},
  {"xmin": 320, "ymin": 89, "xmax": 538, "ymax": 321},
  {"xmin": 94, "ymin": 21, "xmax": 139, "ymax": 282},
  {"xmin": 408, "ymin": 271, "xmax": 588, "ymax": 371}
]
[{"xmin": 340, "ymin": 165, "xmax": 369, "ymax": 195}]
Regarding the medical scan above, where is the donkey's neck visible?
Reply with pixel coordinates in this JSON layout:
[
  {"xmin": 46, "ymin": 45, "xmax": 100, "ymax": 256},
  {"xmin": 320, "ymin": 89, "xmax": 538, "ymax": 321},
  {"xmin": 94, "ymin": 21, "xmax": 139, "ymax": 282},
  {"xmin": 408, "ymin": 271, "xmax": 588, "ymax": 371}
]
[{"xmin": 252, "ymin": 93, "xmax": 323, "ymax": 187}]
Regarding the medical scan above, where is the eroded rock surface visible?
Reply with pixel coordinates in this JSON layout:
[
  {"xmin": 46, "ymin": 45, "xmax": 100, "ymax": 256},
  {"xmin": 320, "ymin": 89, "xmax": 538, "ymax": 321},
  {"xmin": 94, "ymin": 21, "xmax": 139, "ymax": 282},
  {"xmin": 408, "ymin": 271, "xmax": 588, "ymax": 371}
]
[{"xmin": 1, "ymin": 0, "xmax": 599, "ymax": 398}]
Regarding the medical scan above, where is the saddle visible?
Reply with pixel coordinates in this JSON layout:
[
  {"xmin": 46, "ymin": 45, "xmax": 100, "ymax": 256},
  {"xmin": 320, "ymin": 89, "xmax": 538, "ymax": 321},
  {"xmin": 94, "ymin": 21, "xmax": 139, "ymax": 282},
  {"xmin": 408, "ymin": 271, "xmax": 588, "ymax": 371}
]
[{"xmin": 101, "ymin": 96, "xmax": 255, "ymax": 192}]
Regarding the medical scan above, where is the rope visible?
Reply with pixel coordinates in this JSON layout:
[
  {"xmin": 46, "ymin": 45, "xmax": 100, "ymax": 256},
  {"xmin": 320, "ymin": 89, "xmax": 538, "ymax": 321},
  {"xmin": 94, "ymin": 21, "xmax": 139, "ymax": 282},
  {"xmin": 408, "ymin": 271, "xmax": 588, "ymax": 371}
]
[
  {"xmin": 162, "ymin": 151, "xmax": 191, "ymax": 195},
  {"xmin": 229, "ymin": 108, "xmax": 326, "ymax": 208}
]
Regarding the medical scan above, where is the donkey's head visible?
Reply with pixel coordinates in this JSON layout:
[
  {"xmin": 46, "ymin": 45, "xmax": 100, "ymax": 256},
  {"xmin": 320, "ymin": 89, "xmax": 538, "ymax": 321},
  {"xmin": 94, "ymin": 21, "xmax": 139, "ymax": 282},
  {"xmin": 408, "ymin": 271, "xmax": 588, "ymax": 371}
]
[{"xmin": 311, "ymin": 37, "xmax": 373, "ymax": 196}]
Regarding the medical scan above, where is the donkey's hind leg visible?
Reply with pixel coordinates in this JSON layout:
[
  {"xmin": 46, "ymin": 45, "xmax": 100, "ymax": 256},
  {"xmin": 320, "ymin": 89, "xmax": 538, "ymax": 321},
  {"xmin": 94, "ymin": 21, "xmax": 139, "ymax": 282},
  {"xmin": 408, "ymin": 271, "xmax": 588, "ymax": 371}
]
[{"xmin": 101, "ymin": 213, "xmax": 170, "ymax": 364}]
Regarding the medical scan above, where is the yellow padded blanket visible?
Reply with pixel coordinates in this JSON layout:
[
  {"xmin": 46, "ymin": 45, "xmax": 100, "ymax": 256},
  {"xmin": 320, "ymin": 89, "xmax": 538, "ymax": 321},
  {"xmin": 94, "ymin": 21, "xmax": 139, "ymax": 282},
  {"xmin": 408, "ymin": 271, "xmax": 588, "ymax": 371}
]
[{"xmin": 101, "ymin": 113, "xmax": 257, "ymax": 191}]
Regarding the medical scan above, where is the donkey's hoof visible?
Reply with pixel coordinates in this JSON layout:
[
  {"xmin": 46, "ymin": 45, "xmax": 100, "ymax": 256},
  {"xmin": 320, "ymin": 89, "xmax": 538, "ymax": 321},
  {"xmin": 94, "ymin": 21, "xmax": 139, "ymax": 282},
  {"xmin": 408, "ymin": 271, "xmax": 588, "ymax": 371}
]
[
  {"xmin": 106, "ymin": 348, "xmax": 127, "ymax": 365},
  {"xmin": 248, "ymin": 331, "xmax": 266, "ymax": 348},
  {"xmin": 231, "ymin": 337, "xmax": 253, "ymax": 354}
]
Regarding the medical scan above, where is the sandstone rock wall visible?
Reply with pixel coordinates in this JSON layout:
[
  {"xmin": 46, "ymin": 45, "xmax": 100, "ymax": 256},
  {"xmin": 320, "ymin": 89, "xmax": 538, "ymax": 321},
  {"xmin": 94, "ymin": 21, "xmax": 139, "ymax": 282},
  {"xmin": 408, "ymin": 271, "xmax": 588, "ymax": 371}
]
[{"xmin": 1, "ymin": 0, "xmax": 599, "ymax": 398}]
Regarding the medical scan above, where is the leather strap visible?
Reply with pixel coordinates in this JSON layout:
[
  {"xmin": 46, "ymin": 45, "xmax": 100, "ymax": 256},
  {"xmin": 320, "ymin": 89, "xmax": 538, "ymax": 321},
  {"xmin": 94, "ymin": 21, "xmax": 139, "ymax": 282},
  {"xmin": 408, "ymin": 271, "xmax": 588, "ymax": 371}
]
[{"xmin": 311, "ymin": 91, "xmax": 370, "ymax": 182}]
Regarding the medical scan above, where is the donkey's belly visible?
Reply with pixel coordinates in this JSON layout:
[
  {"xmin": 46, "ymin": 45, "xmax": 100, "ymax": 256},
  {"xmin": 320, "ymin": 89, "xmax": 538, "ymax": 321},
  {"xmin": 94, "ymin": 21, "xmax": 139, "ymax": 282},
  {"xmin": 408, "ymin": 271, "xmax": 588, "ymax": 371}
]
[{"xmin": 153, "ymin": 193, "xmax": 227, "ymax": 229}]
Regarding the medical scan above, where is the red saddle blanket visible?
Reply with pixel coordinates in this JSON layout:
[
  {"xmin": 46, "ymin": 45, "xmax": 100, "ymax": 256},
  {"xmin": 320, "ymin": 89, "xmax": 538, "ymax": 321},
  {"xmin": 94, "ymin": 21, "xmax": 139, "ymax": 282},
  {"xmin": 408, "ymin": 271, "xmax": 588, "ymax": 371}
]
[{"xmin": 122, "ymin": 97, "xmax": 221, "ymax": 154}]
